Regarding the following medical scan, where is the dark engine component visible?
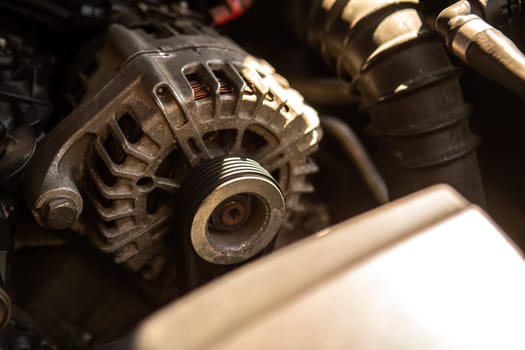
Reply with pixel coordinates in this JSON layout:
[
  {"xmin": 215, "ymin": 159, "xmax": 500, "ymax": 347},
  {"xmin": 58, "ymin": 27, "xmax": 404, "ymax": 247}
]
[
  {"xmin": 0, "ymin": 35, "xmax": 53, "ymax": 331},
  {"xmin": 0, "ymin": 36, "xmax": 52, "ymax": 189},
  {"xmin": 0, "ymin": 206, "xmax": 11, "ymax": 329},
  {"xmin": 292, "ymin": 0, "xmax": 485, "ymax": 205},
  {"xmin": 23, "ymin": 21, "xmax": 322, "ymax": 274}
]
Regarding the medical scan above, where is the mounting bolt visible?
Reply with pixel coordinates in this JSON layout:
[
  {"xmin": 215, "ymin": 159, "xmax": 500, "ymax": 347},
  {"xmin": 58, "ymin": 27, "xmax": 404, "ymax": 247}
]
[{"xmin": 41, "ymin": 198, "xmax": 79, "ymax": 230}]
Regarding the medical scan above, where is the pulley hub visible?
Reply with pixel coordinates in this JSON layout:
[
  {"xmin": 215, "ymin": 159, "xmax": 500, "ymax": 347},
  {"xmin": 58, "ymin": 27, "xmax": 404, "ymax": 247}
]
[{"xmin": 177, "ymin": 156, "xmax": 284, "ymax": 265}]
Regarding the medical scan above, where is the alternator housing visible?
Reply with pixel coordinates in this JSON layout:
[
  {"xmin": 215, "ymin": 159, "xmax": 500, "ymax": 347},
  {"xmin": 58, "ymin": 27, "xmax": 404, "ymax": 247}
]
[{"xmin": 24, "ymin": 21, "xmax": 322, "ymax": 271}]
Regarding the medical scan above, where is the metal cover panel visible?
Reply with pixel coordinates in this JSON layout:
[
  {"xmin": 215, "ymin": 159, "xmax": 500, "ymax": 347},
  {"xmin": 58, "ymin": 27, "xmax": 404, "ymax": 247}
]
[{"xmin": 133, "ymin": 185, "xmax": 525, "ymax": 350}]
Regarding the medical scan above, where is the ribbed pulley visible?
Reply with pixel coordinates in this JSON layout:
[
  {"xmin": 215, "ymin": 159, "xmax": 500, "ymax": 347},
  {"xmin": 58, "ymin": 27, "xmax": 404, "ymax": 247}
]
[{"xmin": 176, "ymin": 156, "xmax": 285, "ymax": 265}]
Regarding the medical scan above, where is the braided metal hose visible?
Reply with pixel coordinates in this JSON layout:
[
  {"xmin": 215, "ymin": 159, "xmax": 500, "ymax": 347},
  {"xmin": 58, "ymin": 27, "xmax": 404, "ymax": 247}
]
[{"xmin": 292, "ymin": 0, "xmax": 485, "ymax": 205}]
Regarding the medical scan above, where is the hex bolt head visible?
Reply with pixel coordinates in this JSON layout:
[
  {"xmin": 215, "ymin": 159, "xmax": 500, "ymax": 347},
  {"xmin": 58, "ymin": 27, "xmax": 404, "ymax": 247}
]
[{"xmin": 41, "ymin": 198, "xmax": 78, "ymax": 230}]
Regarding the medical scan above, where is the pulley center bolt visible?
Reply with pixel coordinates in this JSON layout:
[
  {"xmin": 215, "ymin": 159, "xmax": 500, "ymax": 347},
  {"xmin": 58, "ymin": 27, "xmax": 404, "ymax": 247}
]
[
  {"xmin": 222, "ymin": 202, "xmax": 244, "ymax": 226},
  {"xmin": 211, "ymin": 195, "xmax": 251, "ymax": 231}
]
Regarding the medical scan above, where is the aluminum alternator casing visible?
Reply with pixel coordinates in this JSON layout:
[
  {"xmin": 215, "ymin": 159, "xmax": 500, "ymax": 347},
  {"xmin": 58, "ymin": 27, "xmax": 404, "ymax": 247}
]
[{"xmin": 24, "ymin": 22, "xmax": 322, "ymax": 271}]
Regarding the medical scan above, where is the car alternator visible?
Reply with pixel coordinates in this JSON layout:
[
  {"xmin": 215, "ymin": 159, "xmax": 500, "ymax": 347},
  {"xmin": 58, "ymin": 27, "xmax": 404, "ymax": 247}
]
[{"xmin": 23, "ymin": 21, "xmax": 322, "ymax": 274}]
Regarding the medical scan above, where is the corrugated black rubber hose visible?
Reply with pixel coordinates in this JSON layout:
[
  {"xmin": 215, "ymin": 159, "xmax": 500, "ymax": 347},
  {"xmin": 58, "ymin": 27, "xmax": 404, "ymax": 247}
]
[{"xmin": 292, "ymin": 0, "xmax": 485, "ymax": 205}]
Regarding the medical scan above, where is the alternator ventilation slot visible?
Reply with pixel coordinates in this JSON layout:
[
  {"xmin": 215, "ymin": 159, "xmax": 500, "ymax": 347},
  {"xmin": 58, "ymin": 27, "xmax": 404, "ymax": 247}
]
[
  {"xmin": 118, "ymin": 113, "xmax": 143, "ymax": 144},
  {"xmin": 155, "ymin": 147, "xmax": 189, "ymax": 183},
  {"xmin": 147, "ymin": 188, "xmax": 169, "ymax": 215},
  {"xmin": 104, "ymin": 133, "xmax": 126, "ymax": 165},
  {"xmin": 241, "ymin": 129, "xmax": 268, "ymax": 154},
  {"xmin": 202, "ymin": 129, "xmax": 238, "ymax": 155},
  {"xmin": 93, "ymin": 153, "xmax": 117, "ymax": 187}
]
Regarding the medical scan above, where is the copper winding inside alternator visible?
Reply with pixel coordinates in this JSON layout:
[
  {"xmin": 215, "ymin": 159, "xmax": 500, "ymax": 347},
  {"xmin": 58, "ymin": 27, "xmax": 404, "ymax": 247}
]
[
  {"xmin": 188, "ymin": 74, "xmax": 233, "ymax": 100},
  {"xmin": 218, "ymin": 78, "xmax": 234, "ymax": 95}
]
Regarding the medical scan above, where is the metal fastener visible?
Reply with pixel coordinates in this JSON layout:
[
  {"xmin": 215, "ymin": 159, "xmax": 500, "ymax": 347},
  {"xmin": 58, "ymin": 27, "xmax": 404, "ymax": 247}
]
[{"xmin": 41, "ymin": 198, "xmax": 78, "ymax": 230}]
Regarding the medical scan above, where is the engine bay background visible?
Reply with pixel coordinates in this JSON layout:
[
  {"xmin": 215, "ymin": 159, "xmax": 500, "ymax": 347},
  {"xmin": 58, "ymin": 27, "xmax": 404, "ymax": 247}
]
[{"xmin": 0, "ymin": 0, "xmax": 524, "ymax": 348}]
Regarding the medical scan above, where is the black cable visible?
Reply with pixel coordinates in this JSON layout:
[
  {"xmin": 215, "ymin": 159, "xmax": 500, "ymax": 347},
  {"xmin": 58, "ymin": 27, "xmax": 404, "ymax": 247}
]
[{"xmin": 321, "ymin": 116, "xmax": 389, "ymax": 204}]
